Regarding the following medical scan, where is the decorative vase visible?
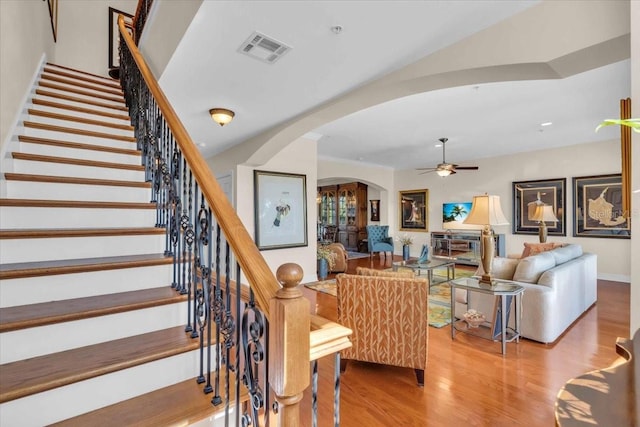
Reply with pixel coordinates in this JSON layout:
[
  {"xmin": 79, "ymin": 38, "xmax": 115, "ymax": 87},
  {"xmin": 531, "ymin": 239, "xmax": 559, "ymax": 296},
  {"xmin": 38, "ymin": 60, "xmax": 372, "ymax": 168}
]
[
  {"xmin": 402, "ymin": 245, "xmax": 410, "ymax": 261},
  {"xmin": 317, "ymin": 258, "xmax": 328, "ymax": 280}
]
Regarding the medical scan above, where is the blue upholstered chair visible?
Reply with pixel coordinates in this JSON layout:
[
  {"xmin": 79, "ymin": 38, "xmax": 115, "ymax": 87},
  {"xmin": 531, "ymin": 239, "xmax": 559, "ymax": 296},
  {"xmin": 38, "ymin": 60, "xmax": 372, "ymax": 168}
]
[{"xmin": 367, "ymin": 225, "xmax": 394, "ymax": 259}]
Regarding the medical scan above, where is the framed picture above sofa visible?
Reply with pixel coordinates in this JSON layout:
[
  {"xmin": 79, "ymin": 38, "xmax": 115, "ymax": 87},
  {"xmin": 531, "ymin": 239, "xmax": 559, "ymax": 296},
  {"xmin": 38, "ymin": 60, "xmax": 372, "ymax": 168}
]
[
  {"xmin": 572, "ymin": 174, "xmax": 630, "ymax": 239},
  {"xmin": 512, "ymin": 178, "xmax": 566, "ymax": 237}
]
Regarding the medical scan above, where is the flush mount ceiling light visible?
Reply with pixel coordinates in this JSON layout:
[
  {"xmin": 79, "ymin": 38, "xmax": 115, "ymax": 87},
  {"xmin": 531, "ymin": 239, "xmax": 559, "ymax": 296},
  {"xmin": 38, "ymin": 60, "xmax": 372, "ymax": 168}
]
[{"xmin": 209, "ymin": 108, "xmax": 235, "ymax": 127}]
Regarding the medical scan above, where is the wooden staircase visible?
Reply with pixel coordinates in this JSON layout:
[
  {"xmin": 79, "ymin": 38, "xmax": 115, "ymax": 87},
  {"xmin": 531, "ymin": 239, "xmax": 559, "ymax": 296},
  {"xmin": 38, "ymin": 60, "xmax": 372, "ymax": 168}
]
[{"xmin": 0, "ymin": 63, "xmax": 243, "ymax": 426}]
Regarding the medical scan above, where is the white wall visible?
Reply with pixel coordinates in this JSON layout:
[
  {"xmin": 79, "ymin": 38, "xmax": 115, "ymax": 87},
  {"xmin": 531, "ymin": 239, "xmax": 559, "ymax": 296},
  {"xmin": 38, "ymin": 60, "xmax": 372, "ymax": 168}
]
[
  {"xmin": 0, "ymin": 0, "xmax": 55, "ymax": 154},
  {"xmin": 234, "ymin": 137, "xmax": 319, "ymax": 284},
  {"xmin": 55, "ymin": 0, "xmax": 136, "ymax": 77},
  {"xmin": 393, "ymin": 139, "xmax": 630, "ymax": 281}
]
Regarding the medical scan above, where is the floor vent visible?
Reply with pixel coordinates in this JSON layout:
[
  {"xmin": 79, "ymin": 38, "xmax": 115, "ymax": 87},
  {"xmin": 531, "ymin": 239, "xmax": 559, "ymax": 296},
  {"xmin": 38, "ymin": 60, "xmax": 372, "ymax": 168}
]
[{"xmin": 238, "ymin": 31, "xmax": 291, "ymax": 64}]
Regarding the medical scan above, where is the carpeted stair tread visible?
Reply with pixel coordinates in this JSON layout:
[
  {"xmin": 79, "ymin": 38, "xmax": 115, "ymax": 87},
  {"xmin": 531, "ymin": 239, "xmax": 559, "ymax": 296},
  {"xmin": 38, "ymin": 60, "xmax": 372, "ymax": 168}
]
[
  {"xmin": 0, "ymin": 286, "xmax": 185, "ymax": 332},
  {"xmin": 0, "ymin": 325, "xmax": 201, "ymax": 403},
  {"xmin": 0, "ymin": 253, "xmax": 172, "ymax": 280},
  {"xmin": 50, "ymin": 370, "xmax": 247, "ymax": 427}
]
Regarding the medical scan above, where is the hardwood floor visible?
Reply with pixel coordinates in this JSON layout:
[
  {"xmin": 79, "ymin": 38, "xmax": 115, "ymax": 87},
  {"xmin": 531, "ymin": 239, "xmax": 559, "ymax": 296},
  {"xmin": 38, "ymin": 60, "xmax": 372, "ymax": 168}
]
[{"xmin": 300, "ymin": 254, "xmax": 631, "ymax": 427}]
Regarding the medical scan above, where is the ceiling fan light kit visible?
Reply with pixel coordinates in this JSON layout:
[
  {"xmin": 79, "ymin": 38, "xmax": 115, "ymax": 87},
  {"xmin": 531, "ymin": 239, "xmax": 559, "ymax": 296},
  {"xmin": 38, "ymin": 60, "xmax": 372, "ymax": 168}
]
[{"xmin": 416, "ymin": 137, "xmax": 479, "ymax": 176}]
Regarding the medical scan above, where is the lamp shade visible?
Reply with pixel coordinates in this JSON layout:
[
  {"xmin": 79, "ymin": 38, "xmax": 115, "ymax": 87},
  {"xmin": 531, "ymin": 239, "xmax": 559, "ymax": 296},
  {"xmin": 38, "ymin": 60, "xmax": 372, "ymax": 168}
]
[
  {"xmin": 463, "ymin": 194, "xmax": 509, "ymax": 226},
  {"xmin": 530, "ymin": 204, "xmax": 558, "ymax": 223},
  {"xmin": 209, "ymin": 108, "xmax": 235, "ymax": 126},
  {"xmin": 436, "ymin": 169, "xmax": 452, "ymax": 177}
]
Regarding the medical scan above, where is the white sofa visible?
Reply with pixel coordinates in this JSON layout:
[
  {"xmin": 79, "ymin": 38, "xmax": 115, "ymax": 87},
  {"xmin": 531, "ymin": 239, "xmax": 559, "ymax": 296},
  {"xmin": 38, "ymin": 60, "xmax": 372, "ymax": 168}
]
[{"xmin": 456, "ymin": 244, "xmax": 597, "ymax": 343}]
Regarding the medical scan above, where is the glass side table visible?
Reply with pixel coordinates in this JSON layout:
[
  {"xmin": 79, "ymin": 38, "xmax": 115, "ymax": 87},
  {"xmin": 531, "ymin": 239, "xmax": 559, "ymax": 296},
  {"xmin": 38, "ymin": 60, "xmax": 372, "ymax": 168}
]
[
  {"xmin": 449, "ymin": 277, "xmax": 524, "ymax": 355},
  {"xmin": 391, "ymin": 259, "xmax": 455, "ymax": 293}
]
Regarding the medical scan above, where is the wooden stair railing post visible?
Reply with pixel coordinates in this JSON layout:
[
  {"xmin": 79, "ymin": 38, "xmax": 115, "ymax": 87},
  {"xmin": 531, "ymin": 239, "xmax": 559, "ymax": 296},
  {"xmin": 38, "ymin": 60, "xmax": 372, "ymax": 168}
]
[{"xmin": 269, "ymin": 263, "xmax": 310, "ymax": 427}]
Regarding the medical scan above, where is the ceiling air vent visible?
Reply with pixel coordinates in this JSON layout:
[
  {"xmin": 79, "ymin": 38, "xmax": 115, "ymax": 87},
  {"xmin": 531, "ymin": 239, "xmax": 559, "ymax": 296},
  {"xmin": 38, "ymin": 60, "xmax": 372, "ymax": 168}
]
[{"xmin": 238, "ymin": 31, "xmax": 291, "ymax": 64}]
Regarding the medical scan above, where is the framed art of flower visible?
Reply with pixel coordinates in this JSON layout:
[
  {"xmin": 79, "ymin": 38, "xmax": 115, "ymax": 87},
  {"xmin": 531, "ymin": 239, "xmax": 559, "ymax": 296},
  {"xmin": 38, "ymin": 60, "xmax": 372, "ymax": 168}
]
[
  {"xmin": 512, "ymin": 178, "xmax": 566, "ymax": 236},
  {"xmin": 254, "ymin": 170, "xmax": 308, "ymax": 250},
  {"xmin": 573, "ymin": 174, "xmax": 630, "ymax": 238}
]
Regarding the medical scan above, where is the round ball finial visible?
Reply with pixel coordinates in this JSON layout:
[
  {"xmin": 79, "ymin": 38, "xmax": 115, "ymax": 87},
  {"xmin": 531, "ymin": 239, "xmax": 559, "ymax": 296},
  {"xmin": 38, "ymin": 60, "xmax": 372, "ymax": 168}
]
[{"xmin": 276, "ymin": 263, "xmax": 304, "ymax": 289}]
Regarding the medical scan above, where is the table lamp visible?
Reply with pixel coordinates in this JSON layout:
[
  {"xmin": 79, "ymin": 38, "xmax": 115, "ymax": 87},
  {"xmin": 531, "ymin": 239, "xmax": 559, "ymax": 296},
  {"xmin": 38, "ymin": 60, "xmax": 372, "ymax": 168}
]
[
  {"xmin": 463, "ymin": 194, "xmax": 509, "ymax": 284},
  {"xmin": 530, "ymin": 204, "xmax": 558, "ymax": 243}
]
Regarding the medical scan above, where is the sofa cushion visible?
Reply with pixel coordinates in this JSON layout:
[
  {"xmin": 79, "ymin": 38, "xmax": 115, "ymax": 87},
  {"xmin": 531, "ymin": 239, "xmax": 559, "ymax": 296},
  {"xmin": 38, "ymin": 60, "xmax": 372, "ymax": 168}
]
[
  {"xmin": 551, "ymin": 244, "xmax": 583, "ymax": 265},
  {"xmin": 356, "ymin": 267, "xmax": 414, "ymax": 278},
  {"xmin": 521, "ymin": 242, "xmax": 561, "ymax": 258},
  {"xmin": 513, "ymin": 251, "xmax": 557, "ymax": 283}
]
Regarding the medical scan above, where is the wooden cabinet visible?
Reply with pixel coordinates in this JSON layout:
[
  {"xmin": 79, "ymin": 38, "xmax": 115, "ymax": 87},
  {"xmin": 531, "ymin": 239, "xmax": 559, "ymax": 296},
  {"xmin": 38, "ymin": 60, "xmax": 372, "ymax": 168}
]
[{"xmin": 318, "ymin": 182, "xmax": 367, "ymax": 251}]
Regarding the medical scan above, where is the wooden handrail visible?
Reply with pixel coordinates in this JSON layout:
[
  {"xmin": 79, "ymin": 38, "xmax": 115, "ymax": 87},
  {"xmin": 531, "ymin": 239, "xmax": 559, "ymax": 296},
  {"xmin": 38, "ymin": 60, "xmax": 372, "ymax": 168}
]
[{"xmin": 117, "ymin": 14, "xmax": 280, "ymax": 316}]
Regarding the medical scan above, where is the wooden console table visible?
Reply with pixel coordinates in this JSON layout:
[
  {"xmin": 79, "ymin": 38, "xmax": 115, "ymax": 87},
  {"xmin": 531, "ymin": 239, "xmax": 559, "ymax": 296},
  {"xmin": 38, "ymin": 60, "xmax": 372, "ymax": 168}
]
[{"xmin": 555, "ymin": 328, "xmax": 639, "ymax": 426}]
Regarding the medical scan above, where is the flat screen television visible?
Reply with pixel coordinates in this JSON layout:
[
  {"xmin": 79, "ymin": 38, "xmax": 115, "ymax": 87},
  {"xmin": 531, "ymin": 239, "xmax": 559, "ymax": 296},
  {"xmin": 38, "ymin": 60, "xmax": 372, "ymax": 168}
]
[{"xmin": 442, "ymin": 202, "xmax": 481, "ymax": 230}]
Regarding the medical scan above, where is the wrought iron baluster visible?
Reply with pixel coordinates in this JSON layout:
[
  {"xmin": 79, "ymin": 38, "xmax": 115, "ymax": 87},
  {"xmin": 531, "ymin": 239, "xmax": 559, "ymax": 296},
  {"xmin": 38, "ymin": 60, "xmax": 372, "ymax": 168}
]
[
  {"xmin": 184, "ymin": 169, "xmax": 195, "ymax": 330},
  {"xmin": 241, "ymin": 290, "xmax": 266, "ymax": 426},
  {"xmin": 212, "ymin": 224, "xmax": 223, "ymax": 406},
  {"xmin": 234, "ymin": 261, "xmax": 242, "ymax": 427},
  {"xmin": 334, "ymin": 352, "xmax": 341, "ymax": 427},
  {"xmin": 223, "ymin": 240, "xmax": 236, "ymax": 424},
  {"xmin": 312, "ymin": 360, "xmax": 318, "ymax": 427}
]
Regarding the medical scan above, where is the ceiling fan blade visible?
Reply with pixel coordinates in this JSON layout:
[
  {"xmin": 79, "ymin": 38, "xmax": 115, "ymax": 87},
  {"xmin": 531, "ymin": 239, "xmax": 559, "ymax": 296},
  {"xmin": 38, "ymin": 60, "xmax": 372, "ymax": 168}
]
[
  {"xmin": 418, "ymin": 170, "xmax": 437, "ymax": 175},
  {"xmin": 454, "ymin": 166, "xmax": 479, "ymax": 170},
  {"xmin": 416, "ymin": 167, "xmax": 437, "ymax": 171}
]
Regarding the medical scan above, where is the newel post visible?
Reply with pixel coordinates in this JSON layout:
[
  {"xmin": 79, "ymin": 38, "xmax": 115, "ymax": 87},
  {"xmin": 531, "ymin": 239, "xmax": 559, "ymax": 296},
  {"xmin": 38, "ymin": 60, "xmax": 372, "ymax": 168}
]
[{"xmin": 269, "ymin": 263, "xmax": 310, "ymax": 427}]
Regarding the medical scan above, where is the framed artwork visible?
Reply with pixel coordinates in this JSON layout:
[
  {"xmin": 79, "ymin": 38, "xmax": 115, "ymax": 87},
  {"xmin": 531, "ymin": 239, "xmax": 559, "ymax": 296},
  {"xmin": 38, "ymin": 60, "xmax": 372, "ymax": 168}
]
[
  {"xmin": 108, "ymin": 7, "xmax": 134, "ymax": 70},
  {"xmin": 442, "ymin": 202, "xmax": 473, "ymax": 230},
  {"xmin": 254, "ymin": 170, "xmax": 308, "ymax": 250},
  {"xmin": 370, "ymin": 200, "xmax": 380, "ymax": 222},
  {"xmin": 573, "ymin": 174, "xmax": 630, "ymax": 238},
  {"xmin": 399, "ymin": 189, "xmax": 428, "ymax": 232},
  {"xmin": 512, "ymin": 178, "xmax": 566, "ymax": 236}
]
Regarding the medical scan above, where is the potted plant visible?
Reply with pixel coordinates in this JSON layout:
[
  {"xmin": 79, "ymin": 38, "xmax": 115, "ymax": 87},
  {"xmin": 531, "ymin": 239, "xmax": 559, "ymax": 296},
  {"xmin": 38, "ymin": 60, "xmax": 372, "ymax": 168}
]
[
  {"xmin": 396, "ymin": 234, "xmax": 414, "ymax": 261},
  {"xmin": 317, "ymin": 244, "xmax": 336, "ymax": 280}
]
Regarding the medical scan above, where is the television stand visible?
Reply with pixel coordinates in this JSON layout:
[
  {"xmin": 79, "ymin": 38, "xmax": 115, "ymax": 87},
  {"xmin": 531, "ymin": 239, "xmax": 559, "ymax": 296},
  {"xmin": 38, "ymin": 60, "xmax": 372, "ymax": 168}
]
[{"xmin": 431, "ymin": 230, "xmax": 505, "ymax": 265}]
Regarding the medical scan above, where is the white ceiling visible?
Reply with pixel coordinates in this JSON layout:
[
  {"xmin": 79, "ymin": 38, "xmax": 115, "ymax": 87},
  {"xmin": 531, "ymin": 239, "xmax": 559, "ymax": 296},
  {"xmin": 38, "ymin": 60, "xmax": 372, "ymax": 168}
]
[{"xmin": 158, "ymin": 0, "xmax": 630, "ymax": 172}]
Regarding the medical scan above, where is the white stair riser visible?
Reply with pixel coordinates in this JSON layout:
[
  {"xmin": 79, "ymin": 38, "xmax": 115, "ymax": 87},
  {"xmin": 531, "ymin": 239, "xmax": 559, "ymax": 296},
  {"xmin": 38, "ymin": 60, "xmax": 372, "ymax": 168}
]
[
  {"xmin": 0, "ymin": 350, "xmax": 205, "ymax": 427},
  {"xmin": 39, "ymin": 80, "xmax": 124, "ymax": 100},
  {"xmin": 22, "ymin": 124, "xmax": 136, "ymax": 149},
  {"xmin": 0, "ymin": 301, "xmax": 188, "ymax": 363},
  {"xmin": 11, "ymin": 158, "xmax": 145, "ymax": 181},
  {"xmin": 34, "ymin": 93, "xmax": 127, "ymax": 116},
  {"xmin": 4, "ymin": 181, "xmax": 151, "ymax": 203},
  {"xmin": 0, "ymin": 206, "xmax": 157, "ymax": 229},
  {"xmin": 35, "ymin": 83, "xmax": 125, "ymax": 107},
  {"xmin": 27, "ymin": 114, "xmax": 134, "ymax": 138},
  {"xmin": 16, "ymin": 140, "xmax": 141, "ymax": 165},
  {"xmin": 0, "ymin": 233, "xmax": 165, "ymax": 263},
  {"xmin": 43, "ymin": 67, "xmax": 119, "ymax": 85},
  {"xmin": 27, "ymin": 101, "xmax": 131, "ymax": 125},
  {"xmin": 0, "ymin": 264, "xmax": 174, "ymax": 307}
]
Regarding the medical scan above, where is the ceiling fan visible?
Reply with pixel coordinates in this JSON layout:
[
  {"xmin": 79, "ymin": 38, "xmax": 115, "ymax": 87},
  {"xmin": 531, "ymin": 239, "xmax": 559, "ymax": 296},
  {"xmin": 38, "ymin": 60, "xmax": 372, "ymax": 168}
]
[{"xmin": 416, "ymin": 138, "xmax": 479, "ymax": 176}]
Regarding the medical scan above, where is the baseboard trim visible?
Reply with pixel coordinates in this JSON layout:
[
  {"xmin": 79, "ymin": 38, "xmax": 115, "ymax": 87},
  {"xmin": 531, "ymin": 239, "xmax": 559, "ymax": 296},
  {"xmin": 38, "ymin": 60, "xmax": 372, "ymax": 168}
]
[{"xmin": 598, "ymin": 273, "xmax": 630, "ymax": 283}]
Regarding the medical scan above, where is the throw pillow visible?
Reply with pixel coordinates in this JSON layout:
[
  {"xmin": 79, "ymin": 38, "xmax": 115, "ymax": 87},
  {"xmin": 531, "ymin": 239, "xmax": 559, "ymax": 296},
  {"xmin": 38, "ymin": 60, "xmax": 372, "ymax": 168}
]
[{"xmin": 521, "ymin": 242, "xmax": 562, "ymax": 258}]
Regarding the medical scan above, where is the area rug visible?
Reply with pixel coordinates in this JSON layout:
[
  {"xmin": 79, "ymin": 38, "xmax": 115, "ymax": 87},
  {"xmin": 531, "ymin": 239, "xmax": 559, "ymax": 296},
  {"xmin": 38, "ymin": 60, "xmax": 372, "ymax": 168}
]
[
  {"xmin": 347, "ymin": 251, "xmax": 369, "ymax": 260},
  {"xmin": 303, "ymin": 268, "xmax": 475, "ymax": 328}
]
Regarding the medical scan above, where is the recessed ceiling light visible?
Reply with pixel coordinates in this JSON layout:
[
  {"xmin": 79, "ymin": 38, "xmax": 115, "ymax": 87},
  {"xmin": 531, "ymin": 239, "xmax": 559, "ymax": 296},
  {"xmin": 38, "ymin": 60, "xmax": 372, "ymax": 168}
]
[
  {"xmin": 331, "ymin": 25, "xmax": 343, "ymax": 34},
  {"xmin": 435, "ymin": 144, "xmax": 442, "ymax": 148},
  {"xmin": 540, "ymin": 122, "xmax": 553, "ymax": 127},
  {"xmin": 198, "ymin": 143, "xmax": 206, "ymax": 147}
]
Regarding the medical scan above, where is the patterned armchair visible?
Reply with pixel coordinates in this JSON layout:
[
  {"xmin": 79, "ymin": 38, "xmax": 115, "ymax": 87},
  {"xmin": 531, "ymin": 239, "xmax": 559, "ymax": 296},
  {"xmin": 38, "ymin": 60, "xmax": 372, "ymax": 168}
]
[
  {"xmin": 366, "ymin": 225, "xmax": 394, "ymax": 258},
  {"xmin": 336, "ymin": 272, "xmax": 429, "ymax": 386}
]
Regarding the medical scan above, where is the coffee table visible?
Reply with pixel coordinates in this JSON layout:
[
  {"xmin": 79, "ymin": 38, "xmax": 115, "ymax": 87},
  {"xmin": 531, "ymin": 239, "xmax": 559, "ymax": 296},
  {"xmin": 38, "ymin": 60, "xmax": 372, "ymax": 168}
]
[{"xmin": 391, "ymin": 259, "xmax": 455, "ymax": 293}]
